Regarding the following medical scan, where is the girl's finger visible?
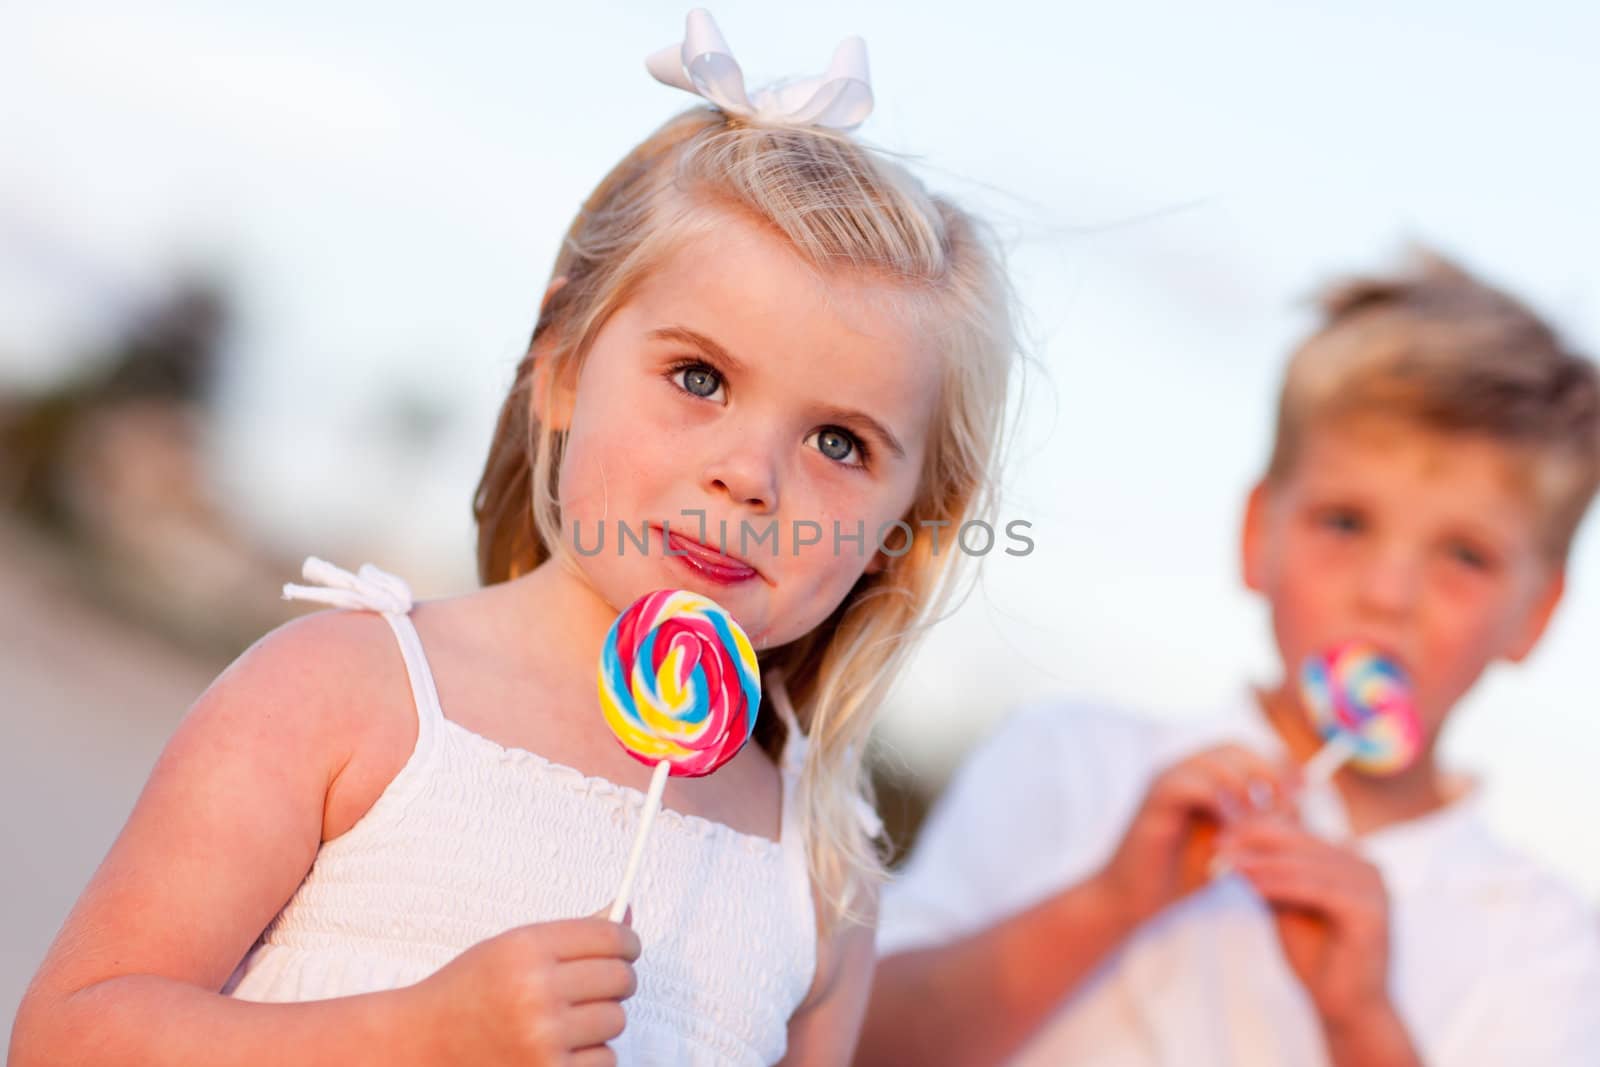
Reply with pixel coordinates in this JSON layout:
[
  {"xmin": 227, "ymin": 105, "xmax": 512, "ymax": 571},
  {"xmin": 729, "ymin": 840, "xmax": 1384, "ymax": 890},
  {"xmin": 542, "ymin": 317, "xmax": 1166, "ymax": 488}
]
[
  {"xmin": 570, "ymin": 1046, "xmax": 620, "ymax": 1067},
  {"xmin": 558, "ymin": 958, "xmax": 639, "ymax": 1003},
  {"xmin": 564, "ymin": 1000, "xmax": 629, "ymax": 1048}
]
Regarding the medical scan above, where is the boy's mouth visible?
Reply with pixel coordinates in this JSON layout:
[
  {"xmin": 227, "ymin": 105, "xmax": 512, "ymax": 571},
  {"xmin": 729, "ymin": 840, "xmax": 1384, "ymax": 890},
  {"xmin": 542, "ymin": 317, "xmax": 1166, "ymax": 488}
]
[
  {"xmin": 1302, "ymin": 636, "xmax": 1416, "ymax": 694},
  {"xmin": 1337, "ymin": 637, "xmax": 1411, "ymax": 675}
]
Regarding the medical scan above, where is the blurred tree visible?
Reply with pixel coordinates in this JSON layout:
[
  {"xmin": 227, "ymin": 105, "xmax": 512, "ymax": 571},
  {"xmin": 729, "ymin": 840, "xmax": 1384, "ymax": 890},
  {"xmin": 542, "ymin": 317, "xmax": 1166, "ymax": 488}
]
[
  {"xmin": 0, "ymin": 272, "xmax": 306, "ymax": 659},
  {"xmin": 0, "ymin": 275, "xmax": 228, "ymax": 526},
  {"xmin": 101, "ymin": 278, "xmax": 226, "ymax": 406}
]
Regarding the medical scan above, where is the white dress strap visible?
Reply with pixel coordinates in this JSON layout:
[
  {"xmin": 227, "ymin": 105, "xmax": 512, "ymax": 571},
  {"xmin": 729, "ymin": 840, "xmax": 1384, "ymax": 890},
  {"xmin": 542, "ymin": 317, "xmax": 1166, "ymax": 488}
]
[{"xmin": 282, "ymin": 556, "xmax": 447, "ymax": 749}]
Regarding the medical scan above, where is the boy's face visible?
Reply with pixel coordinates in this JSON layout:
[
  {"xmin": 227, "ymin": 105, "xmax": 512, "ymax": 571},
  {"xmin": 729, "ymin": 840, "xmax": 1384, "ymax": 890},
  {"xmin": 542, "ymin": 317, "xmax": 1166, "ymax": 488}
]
[{"xmin": 1243, "ymin": 416, "xmax": 1566, "ymax": 752}]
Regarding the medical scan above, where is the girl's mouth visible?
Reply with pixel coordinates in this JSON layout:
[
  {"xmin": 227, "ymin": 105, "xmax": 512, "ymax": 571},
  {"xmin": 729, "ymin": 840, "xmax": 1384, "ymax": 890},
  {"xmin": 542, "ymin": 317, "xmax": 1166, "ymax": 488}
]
[{"xmin": 662, "ymin": 528, "xmax": 762, "ymax": 585}]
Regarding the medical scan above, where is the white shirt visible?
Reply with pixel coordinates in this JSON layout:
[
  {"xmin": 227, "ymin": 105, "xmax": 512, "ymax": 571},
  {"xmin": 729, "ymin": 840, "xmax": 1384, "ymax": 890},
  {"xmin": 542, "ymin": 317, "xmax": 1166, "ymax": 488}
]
[{"xmin": 879, "ymin": 696, "xmax": 1600, "ymax": 1067}]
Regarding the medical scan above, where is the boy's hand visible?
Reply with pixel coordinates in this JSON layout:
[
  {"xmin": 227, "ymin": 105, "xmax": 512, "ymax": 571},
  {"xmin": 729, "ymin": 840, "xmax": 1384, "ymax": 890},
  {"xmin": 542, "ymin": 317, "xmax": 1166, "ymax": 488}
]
[
  {"xmin": 1093, "ymin": 745, "xmax": 1298, "ymax": 930},
  {"xmin": 1218, "ymin": 815, "xmax": 1395, "ymax": 1030}
]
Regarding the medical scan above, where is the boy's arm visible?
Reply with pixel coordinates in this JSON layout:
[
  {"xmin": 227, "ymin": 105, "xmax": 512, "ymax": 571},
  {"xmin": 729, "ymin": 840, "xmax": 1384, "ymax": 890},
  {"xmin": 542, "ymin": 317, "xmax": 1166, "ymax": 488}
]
[
  {"xmin": 855, "ymin": 871, "xmax": 1136, "ymax": 1067},
  {"xmin": 857, "ymin": 734, "xmax": 1298, "ymax": 1067},
  {"xmin": 1321, "ymin": 1005, "xmax": 1425, "ymax": 1067}
]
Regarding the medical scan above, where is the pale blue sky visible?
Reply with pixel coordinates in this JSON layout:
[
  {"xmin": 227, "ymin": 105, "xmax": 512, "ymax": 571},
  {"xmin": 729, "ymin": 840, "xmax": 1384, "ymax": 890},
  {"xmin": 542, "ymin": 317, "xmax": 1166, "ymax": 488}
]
[{"xmin": 3, "ymin": 1, "xmax": 1597, "ymax": 894}]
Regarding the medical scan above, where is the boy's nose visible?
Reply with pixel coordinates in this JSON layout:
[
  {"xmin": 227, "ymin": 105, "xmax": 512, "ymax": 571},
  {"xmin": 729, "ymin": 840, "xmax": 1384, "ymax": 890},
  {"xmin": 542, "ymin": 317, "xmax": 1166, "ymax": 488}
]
[{"xmin": 1355, "ymin": 545, "xmax": 1423, "ymax": 619}]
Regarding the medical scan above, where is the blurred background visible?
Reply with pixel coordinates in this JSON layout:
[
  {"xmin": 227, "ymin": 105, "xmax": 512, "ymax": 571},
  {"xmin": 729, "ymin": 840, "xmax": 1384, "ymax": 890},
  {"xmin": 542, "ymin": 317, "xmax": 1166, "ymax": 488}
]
[{"xmin": 3, "ymin": 0, "xmax": 1597, "ymax": 1044}]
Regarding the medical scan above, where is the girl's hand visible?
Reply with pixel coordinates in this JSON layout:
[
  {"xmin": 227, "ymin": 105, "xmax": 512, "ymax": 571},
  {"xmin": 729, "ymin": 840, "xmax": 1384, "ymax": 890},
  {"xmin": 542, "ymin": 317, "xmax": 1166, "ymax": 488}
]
[
  {"xmin": 1218, "ymin": 815, "xmax": 1395, "ymax": 1031},
  {"xmin": 1093, "ymin": 744, "xmax": 1298, "ymax": 930},
  {"xmin": 408, "ymin": 911, "xmax": 641, "ymax": 1067}
]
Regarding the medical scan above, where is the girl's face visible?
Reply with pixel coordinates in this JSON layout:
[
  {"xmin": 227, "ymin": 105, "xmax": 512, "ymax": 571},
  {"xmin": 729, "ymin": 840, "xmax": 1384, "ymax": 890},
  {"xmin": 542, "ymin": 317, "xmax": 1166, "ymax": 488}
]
[{"xmin": 549, "ymin": 209, "xmax": 941, "ymax": 649}]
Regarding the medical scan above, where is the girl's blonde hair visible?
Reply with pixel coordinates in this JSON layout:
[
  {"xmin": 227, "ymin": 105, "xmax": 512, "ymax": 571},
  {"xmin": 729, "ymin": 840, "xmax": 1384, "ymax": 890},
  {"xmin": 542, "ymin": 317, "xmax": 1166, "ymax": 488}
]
[{"xmin": 474, "ymin": 108, "xmax": 1015, "ymax": 924}]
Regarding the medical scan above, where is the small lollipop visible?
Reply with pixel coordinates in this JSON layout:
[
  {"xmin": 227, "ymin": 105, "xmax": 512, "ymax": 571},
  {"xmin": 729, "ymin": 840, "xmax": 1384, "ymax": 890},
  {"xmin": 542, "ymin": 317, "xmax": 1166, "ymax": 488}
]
[
  {"xmin": 1298, "ymin": 640, "xmax": 1423, "ymax": 786},
  {"xmin": 598, "ymin": 589, "xmax": 760, "ymax": 921}
]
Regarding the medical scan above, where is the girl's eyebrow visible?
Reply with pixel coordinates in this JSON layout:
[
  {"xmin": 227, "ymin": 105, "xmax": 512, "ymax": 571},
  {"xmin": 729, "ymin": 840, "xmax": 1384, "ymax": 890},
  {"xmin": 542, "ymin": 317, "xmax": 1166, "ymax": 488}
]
[
  {"xmin": 649, "ymin": 326, "xmax": 747, "ymax": 375},
  {"xmin": 817, "ymin": 406, "xmax": 907, "ymax": 460},
  {"xmin": 649, "ymin": 324, "xmax": 908, "ymax": 461}
]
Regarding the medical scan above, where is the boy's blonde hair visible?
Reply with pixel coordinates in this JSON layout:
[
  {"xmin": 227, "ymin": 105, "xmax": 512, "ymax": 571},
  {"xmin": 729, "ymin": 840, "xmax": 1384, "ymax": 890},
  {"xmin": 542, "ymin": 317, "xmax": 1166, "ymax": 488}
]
[
  {"xmin": 473, "ymin": 109, "xmax": 1015, "ymax": 923},
  {"xmin": 1266, "ymin": 250, "xmax": 1600, "ymax": 562}
]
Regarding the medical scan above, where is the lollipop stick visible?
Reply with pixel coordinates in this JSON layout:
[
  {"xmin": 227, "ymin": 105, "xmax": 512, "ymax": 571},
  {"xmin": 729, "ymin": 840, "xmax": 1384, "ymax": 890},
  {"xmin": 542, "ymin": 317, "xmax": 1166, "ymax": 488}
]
[
  {"xmin": 609, "ymin": 760, "xmax": 671, "ymax": 922},
  {"xmin": 1301, "ymin": 733, "xmax": 1356, "ymax": 790}
]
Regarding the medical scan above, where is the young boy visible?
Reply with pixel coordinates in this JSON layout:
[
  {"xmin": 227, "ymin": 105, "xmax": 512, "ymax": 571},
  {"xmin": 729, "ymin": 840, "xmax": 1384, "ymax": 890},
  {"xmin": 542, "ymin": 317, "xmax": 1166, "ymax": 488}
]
[{"xmin": 858, "ymin": 252, "xmax": 1600, "ymax": 1066}]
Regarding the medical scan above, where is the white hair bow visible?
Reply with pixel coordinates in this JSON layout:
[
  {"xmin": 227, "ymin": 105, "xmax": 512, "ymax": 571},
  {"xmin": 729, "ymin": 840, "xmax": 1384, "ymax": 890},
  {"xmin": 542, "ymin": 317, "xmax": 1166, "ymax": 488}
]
[{"xmin": 645, "ymin": 8, "xmax": 873, "ymax": 132}]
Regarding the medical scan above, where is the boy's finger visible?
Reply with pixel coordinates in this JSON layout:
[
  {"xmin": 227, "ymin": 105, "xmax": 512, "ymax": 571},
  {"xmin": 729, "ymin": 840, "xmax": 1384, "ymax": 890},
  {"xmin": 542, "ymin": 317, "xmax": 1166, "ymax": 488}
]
[
  {"xmin": 1157, "ymin": 766, "xmax": 1254, "ymax": 832},
  {"xmin": 1186, "ymin": 754, "xmax": 1269, "ymax": 823},
  {"xmin": 1231, "ymin": 851, "xmax": 1341, "ymax": 903},
  {"xmin": 1232, "ymin": 854, "xmax": 1386, "ymax": 927},
  {"xmin": 1212, "ymin": 746, "xmax": 1300, "ymax": 814},
  {"xmin": 1220, "ymin": 828, "xmax": 1379, "ymax": 895},
  {"xmin": 1219, "ymin": 811, "xmax": 1321, "ymax": 852},
  {"xmin": 1177, "ymin": 746, "xmax": 1295, "ymax": 819}
]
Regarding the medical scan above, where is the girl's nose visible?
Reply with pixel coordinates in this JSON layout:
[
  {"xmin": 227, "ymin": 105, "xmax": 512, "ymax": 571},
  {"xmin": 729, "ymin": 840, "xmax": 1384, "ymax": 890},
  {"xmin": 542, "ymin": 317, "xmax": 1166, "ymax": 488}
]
[{"xmin": 702, "ymin": 446, "xmax": 779, "ymax": 514}]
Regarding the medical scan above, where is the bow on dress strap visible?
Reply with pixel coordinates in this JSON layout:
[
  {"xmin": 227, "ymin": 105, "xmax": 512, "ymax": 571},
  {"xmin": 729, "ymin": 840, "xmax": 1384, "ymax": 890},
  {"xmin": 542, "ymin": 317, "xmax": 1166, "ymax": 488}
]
[{"xmin": 282, "ymin": 557, "xmax": 413, "ymax": 616}]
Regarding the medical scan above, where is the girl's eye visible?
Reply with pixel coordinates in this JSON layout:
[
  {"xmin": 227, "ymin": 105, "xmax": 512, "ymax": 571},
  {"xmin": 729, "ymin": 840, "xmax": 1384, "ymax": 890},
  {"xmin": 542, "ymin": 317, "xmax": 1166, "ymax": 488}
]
[
  {"xmin": 807, "ymin": 426, "xmax": 867, "ymax": 467},
  {"xmin": 672, "ymin": 363, "xmax": 724, "ymax": 401}
]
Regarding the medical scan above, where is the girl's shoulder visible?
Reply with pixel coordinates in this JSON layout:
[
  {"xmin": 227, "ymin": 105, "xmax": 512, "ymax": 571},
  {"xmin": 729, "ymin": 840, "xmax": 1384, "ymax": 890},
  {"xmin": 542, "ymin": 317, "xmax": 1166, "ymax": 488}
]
[
  {"xmin": 212, "ymin": 608, "xmax": 407, "ymax": 740},
  {"xmin": 203, "ymin": 608, "xmax": 422, "ymax": 842}
]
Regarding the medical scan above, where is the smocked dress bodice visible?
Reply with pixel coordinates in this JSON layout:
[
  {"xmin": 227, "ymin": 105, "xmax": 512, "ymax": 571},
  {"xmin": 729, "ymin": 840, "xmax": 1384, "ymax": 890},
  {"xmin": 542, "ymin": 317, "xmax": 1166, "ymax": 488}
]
[{"xmin": 222, "ymin": 559, "xmax": 817, "ymax": 1066}]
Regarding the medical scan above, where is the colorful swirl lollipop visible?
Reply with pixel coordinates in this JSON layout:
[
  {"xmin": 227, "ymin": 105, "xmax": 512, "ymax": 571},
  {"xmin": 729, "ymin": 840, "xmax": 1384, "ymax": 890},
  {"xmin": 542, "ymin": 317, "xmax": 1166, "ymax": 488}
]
[
  {"xmin": 598, "ymin": 589, "xmax": 761, "ymax": 920},
  {"xmin": 1299, "ymin": 640, "xmax": 1423, "ymax": 781},
  {"xmin": 599, "ymin": 589, "xmax": 760, "ymax": 778}
]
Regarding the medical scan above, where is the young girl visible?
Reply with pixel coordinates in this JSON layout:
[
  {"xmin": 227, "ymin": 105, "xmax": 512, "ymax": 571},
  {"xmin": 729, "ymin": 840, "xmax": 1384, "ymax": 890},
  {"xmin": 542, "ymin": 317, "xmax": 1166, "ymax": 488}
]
[{"xmin": 10, "ymin": 12, "xmax": 1016, "ymax": 1067}]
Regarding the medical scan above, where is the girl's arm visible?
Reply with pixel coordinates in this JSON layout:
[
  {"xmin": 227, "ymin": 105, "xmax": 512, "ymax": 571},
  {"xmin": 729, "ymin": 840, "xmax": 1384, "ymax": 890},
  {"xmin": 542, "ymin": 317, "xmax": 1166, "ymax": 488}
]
[
  {"xmin": 776, "ymin": 882, "xmax": 879, "ymax": 1067},
  {"xmin": 8, "ymin": 612, "xmax": 430, "ymax": 1066},
  {"xmin": 12, "ymin": 975, "xmax": 430, "ymax": 1067},
  {"xmin": 10, "ymin": 609, "xmax": 641, "ymax": 1067}
]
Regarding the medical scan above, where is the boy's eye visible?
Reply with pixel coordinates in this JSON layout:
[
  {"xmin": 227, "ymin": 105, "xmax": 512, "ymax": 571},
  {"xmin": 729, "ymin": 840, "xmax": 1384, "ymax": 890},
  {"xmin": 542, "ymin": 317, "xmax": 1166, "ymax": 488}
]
[
  {"xmin": 672, "ymin": 363, "xmax": 724, "ymax": 401},
  {"xmin": 1445, "ymin": 541, "xmax": 1491, "ymax": 571},
  {"xmin": 1316, "ymin": 508, "xmax": 1364, "ymax": 535},
  {"xmin": 807, "ymin": 426, "xmax": 866, "ymax": 467}
]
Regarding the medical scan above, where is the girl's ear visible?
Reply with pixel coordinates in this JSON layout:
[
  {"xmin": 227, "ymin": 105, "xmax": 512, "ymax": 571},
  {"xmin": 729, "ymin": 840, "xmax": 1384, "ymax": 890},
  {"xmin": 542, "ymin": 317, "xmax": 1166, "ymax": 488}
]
[
  {"xmin": 529, "ymin": 277, "xmax": 576, "ymax": 428},
  {"xmin": 1241, "ymin": 480, "xmax": 1272, "ymax": 594},
  {"xmin": 540, "ymin": 275, "xmax": 569, "ymax": 315}
]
